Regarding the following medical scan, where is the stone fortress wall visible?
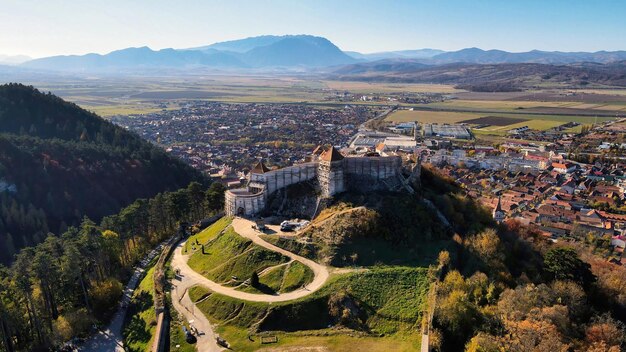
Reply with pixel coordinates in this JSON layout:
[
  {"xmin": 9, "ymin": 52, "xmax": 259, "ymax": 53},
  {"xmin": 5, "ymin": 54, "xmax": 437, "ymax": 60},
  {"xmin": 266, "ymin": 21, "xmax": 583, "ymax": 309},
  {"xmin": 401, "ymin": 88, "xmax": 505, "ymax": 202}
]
[
  {"xmin": 224, "ymin": 188, "xmax": 266, "ymax": 218},
  {"xmin": 225, "ymin": 147, "xmax": 417, "ymax": 217},
  {"xmin": 249, "ymin": 162, "xmax": 318, "ymax": 195}
]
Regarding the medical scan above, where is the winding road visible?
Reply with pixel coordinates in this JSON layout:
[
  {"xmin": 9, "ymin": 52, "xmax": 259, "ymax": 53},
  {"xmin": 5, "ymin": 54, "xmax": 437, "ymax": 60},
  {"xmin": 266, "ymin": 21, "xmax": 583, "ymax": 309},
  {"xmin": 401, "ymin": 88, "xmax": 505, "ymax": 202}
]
[
  {"xmin": 168, "ymin": 217, "xmax": 332, "ymax": 351},
  {"xmin": 171, "ymin": 217, "xmax": 330, "ymax": 303}
]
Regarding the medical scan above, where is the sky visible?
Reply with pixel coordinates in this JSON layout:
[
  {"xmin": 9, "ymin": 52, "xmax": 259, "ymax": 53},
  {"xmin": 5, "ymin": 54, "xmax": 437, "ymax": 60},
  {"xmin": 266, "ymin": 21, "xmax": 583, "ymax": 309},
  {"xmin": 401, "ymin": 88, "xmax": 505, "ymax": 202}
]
[{"xmin": 1, "ymin": 0, "xmax": 625, "ymax": 58}]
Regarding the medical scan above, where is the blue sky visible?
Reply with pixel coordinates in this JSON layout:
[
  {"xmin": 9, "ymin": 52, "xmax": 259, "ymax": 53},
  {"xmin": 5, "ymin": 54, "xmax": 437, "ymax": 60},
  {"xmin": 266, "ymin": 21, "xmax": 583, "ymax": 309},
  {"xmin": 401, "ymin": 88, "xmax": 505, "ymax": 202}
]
[{"xmin": 1, "ymin": 0, "xmax": 625, "ymax": 58}]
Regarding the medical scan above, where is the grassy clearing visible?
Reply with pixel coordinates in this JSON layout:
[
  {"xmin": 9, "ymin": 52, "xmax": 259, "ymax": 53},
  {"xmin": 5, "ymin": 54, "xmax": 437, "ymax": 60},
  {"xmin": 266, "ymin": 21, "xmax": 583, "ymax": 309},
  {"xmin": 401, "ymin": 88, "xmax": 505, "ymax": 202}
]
[
  {"xmin": 190, "ymin": 267, "xmax": 428, "ymax": 351},
  {"xmin": 219, "ymin": 325, "xmax": 421, "ymax": 352},
  {"xmin": 209, "ymin": 246, "xmax": 289, "ymax": 282},
  {"xmin": 188, "ymin": 226, "xmax": 289, "ymax": 284},
  {"xmin": 281, "ymin": 261, "xmax": 315, "ymax": 292},
  {"xmin": 239, "ymin": 264, "xmax": 288, "ymax": 294},
  {"xmin": 122, "ymin": 264, "xmax": 157, "ymax": 352},
  {"xmin": 183, "ymin": 217, "xmax": 232, "ymax": 254},
  {"xmin": 238, "ymin": 260, "xmax": 316, "ymax": 294}
]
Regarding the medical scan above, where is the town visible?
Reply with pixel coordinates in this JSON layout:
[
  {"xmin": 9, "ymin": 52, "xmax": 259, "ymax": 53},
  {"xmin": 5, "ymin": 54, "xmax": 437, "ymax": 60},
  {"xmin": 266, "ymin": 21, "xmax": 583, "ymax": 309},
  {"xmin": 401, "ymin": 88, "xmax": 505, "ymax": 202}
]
[
  {"xmin": 113, "ymin": 99, "xmax": 626, "ymax": 261},
  {"xmin": 110, "ymin": 101, "xmax": 383, "ymax": 176}
]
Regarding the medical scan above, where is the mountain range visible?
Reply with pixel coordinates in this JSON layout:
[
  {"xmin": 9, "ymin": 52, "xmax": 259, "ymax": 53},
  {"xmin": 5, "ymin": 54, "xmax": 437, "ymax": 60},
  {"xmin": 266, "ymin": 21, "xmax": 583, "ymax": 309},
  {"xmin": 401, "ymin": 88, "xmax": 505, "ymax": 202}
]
[
  {"xmin": 21, "ymin": 35, "xmax": 357, "ymax": 72},
  {"xmin": 9, "ymin": 35, "xmax": 626, "ymax": 73}
]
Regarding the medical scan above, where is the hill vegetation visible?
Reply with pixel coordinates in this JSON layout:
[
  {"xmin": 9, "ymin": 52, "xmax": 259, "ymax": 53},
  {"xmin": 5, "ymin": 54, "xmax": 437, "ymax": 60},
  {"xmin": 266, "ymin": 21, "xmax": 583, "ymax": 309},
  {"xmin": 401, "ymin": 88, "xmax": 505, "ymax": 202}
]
[
  {"xmin": 0, "ymin": 83, "xmax": 205, "ymax": 264},
  {"xmin": 418, "ymin": 164, "xmax": 626, "ymax": 352},
  {"xmin": 332, "ymin": 61, "xmax": 626, "ymax": 90},
  {"xmin": 264, "ymin": 191, "xmax": 452, "ymax": 267},
  {"xmin": 0, "ymin": 180, "xmax": 225, "ymax": 352}
]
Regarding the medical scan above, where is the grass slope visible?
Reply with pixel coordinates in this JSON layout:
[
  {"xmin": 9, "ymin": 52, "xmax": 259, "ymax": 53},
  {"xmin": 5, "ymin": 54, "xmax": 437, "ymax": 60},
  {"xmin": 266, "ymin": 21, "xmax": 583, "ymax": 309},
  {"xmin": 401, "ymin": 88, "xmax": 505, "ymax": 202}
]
[
  {"xmin": 187, "ymin": 224, "xmax": 289, "ymax": 284},
  {"xmin": 189, "ymin": 267, "xmax": 428, "ymax": 351},
  {"xmin": 183, "ymin": 217, "xmax": 232, "ymax": 254},
  {"xmin": 281, "ymin": 261, "xmax": 315, "ymax": 292}
]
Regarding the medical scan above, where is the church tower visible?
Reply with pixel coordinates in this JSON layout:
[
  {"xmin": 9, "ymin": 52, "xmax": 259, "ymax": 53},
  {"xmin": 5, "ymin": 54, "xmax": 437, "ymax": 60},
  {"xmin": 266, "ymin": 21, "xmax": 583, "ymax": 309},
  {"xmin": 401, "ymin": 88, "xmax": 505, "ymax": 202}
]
[
  {"xmin": 318, "ymin": 146, "xmax": 345, "ymax": 197},
  {"xmin": 493, "ymin": 196, "xmax": 505, "ymax": 224}
]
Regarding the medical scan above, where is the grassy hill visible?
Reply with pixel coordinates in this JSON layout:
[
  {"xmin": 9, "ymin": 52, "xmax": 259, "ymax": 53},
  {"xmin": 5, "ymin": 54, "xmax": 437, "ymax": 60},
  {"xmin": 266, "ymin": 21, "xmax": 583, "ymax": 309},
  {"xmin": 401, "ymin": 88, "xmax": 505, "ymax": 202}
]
[
  {"xmin": 0, "ymin": 83, "xmax": 205, "ymax": 264},
  {"xmin": 179, "ymin": 192, "xmax": 454, "ymax": 351},
  {"xmin": 186, "ymin": 219, "xmax": 315, "ymax": 293},
  {"xmin": 263, "ymin": 192, "xmax": 452, "ymax": 267},
  {"xmin": 188, "ymin": 267, "xmax": 428, "ymax": 351}
]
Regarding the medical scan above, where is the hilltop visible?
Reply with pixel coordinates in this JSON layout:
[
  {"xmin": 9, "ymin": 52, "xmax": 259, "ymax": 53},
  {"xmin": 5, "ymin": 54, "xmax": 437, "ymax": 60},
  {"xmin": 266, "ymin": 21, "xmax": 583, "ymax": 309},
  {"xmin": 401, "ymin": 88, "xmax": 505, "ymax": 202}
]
[{"xmin": 0, "ymin": 83, "xmax": 205, "ymax": 264}]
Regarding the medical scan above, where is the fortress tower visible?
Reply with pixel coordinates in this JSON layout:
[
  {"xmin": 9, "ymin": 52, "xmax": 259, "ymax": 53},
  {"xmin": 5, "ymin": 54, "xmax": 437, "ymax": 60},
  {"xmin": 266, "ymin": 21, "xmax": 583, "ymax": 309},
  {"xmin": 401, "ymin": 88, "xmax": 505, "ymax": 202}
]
[{"xmin": 318, "ymin": 146, "xmax": 345, "ymax": 197}]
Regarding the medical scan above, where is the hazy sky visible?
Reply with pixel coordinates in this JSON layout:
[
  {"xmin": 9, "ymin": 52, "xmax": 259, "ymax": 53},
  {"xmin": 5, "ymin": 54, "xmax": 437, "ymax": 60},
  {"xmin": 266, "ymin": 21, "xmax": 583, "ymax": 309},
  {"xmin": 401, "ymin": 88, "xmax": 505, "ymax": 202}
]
[{"xmin": 2, "ymin": 0, "xmax": 625, "ymax": 58}]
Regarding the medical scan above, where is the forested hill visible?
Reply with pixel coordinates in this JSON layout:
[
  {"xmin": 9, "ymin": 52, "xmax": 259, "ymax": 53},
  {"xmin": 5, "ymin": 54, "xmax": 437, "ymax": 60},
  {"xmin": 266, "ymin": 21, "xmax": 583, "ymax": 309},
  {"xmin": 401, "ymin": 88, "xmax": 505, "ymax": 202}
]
[{"xmin": 0, "ymin": 83, "xmax": 205, "ymax": 264}]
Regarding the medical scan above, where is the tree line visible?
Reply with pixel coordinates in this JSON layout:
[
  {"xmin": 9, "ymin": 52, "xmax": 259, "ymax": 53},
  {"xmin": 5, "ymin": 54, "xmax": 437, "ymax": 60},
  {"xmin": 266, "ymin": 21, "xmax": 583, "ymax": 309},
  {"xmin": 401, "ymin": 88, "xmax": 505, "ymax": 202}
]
[
  {"xmin": 0, "ymin": 181, "xmax": 225, "ymax": 352},
  {"xmin": 0, "ymin": 84, "xmax": 205, "ymax": 264}
]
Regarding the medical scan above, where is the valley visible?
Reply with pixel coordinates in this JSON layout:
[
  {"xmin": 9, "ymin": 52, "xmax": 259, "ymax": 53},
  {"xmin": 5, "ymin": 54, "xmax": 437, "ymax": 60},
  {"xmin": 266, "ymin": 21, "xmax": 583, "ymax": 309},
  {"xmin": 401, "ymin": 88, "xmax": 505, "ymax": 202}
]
[{"xmin": 3, "ymin": 3, "xmax": 626, "ymax": 351}]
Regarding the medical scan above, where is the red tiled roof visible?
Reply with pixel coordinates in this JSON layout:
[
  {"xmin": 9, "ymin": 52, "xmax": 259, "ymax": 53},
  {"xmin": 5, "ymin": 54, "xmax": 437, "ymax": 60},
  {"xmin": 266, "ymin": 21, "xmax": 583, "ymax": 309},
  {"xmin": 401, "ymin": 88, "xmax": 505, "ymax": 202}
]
[
  {"xmin": 320, "ymin": 146, "xmax": 344, "ymax": 162},
  {"xmin": 251, "ymin": 161, "xmax": 270, "ymax": 174}
]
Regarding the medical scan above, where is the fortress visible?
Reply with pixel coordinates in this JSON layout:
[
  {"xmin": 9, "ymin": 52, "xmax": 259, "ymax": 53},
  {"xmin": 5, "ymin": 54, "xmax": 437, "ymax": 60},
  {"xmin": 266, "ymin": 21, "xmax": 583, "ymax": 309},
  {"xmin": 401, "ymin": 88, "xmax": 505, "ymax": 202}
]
[{"xmin": 225, "ymin": 146, "xmax": 420, "ymax": 217}]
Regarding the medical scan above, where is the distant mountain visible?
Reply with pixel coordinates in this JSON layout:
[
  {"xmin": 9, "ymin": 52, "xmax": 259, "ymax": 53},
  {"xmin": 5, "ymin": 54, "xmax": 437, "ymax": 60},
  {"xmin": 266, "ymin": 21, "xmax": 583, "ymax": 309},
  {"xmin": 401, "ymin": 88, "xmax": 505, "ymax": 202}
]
[
  {"xmin": 346, "ymin": 49, "xmax": 445, "ymax": 61},
  {"xmin": 242, "ymin": 35, "xmax": 356, "ymax": 67},
  {"xmin": 347, "ymin": 47, "xmax": 626, "ymax": 65},
  {"xmin": 190, "ymin": 35, "xmax": 286, "ymax": 53},
  {"xmin": 0, "ymin": 54, "xmax": 31, "ymax": 65},
  {"xmin": 18, "ymin": 37, "xmax": 626, "ymax": 73},
  {"xmin": 22, "ymin": 46, "xmax": 245, "ymax": 72},
  {"xmin": 429, "ymin": 48, "xmax": 626, "ymax": 64},
  {"xmin": 0, "ymin": 83, "xmax": 205, "ymax": 264},
  {"xmin": 21, "ymin": 35, "xmax": 357, "ymax": 72},
  {"xmin": 331, "ymin": 60, "xmax": 626, "ymax": 90}
]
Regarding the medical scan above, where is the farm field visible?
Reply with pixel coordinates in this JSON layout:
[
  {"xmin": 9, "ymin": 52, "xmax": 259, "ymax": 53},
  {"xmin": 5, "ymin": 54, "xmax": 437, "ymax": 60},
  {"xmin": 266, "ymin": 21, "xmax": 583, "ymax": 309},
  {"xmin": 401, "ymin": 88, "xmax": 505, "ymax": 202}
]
[
  {"xmin": 323, "ymin": 80, "xmax": 462, "ymax": 93},
  {"xmin": 428, "ymin": 99, "xmax": 626, "ymax": 112},
  {"xmin": 386, "ymin": 108, "xmax": 613, "ymax": 136},
  {"xmin": 386, "ymin": 110, "xmax": 482, "ymax": 123}
]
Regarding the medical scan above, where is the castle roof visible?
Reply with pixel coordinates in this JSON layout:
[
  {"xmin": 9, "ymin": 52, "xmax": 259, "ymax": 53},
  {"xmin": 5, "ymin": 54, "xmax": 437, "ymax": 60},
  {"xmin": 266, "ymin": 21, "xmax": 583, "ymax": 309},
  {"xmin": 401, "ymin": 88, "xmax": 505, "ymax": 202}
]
[
  {"xmin": 320, "ymin": 146, "xmax": 344, "ymax": 162},
  {"xmin": 251, "ymin": 161, "xmax": 270, "ymax": 174}
]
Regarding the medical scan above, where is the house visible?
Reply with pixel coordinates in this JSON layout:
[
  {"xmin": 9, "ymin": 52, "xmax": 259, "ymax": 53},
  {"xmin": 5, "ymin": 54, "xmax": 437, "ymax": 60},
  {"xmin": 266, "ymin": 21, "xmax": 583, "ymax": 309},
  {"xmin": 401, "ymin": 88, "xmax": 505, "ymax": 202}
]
[{"xmin": 552, "ymin": 162, "xmax": 576, "ymax": 174}]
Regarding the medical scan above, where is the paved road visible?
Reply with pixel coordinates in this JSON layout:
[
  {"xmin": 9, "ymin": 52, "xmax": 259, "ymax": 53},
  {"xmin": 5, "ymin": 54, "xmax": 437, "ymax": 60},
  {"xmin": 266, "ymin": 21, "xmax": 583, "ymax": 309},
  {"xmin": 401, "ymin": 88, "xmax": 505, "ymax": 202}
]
[
  {"xmin": 79, "ymin": 246, "xmax": 163, "ymax": 352},
  {"xmin": 171, "ymin": 217, "xmax": 330, "ymax": 303},
  {"xmin": 171, "ymin": 270, "xmax": 223, "ymax": 352}
]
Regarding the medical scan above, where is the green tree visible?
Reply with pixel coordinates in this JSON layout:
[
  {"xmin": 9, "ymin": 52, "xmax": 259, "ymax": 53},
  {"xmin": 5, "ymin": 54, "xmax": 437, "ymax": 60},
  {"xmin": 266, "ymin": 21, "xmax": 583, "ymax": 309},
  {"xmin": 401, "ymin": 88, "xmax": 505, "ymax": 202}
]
[
  {"xmin": 544, "ymin": 247, "xmax": 596, "ymax": 289},
  {"xmin": 250, "ymin": 271, "xmax": 259, "ymax": 288}
]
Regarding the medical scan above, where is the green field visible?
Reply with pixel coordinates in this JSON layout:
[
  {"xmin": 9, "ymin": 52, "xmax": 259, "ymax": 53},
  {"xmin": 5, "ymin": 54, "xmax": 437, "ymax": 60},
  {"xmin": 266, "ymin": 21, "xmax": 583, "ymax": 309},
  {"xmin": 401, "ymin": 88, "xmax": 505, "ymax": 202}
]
[
  {"xmin": 188, "ymin": 266, "xmax": 428, "ymax": 351},
  {"xmin": 386, "ymin": 108, "xmax": 614, "ymax": 138}
]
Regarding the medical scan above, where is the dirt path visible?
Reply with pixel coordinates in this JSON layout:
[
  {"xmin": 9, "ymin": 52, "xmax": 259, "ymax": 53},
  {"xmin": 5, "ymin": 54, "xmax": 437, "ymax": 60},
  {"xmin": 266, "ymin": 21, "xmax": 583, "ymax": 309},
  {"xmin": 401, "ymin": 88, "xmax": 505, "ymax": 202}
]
[
  {"xmin": 171, "ymin": 273, "xmax": 223, "ymax": 352},
  {"xmin": 171, "ymin": 217, "xmax": 330, "ymax": 303}
]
